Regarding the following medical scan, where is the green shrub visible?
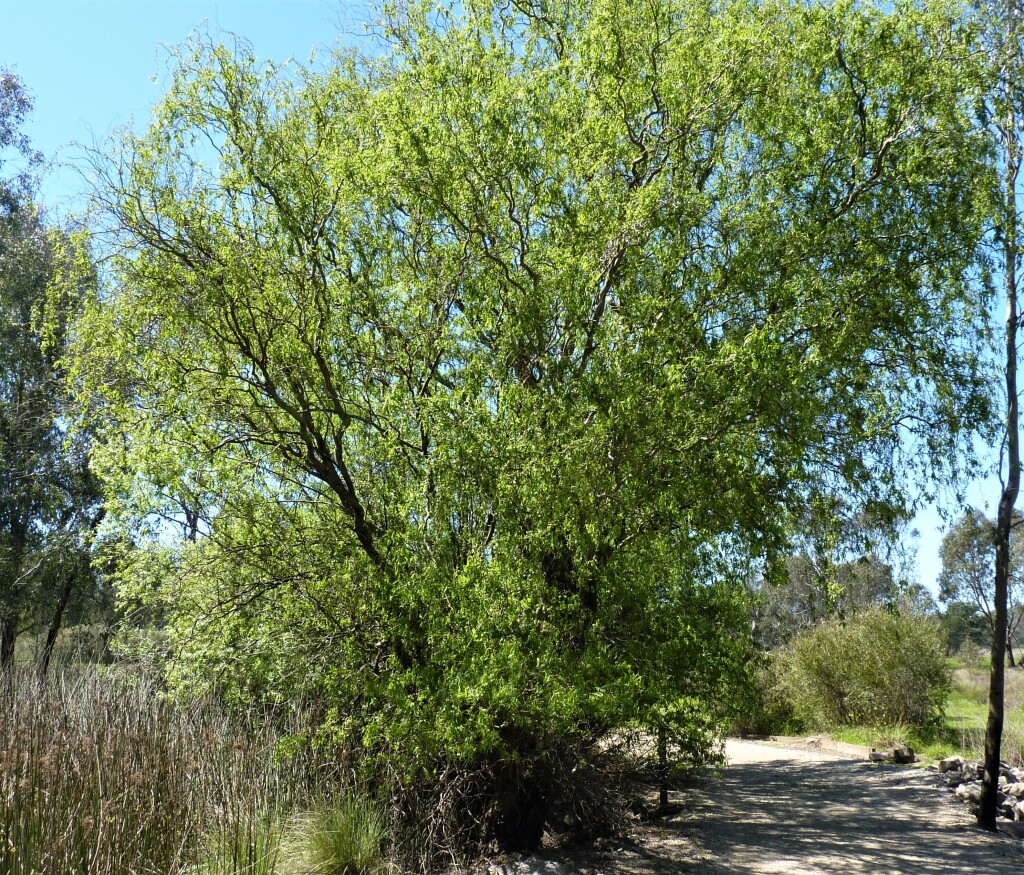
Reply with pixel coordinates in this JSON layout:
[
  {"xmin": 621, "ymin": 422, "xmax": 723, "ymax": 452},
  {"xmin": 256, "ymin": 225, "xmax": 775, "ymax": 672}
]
[
  {"xmin": 730, "ymin": 657, "xmax": 799, "ymax": 737},
  {"xmin": 778, "ymin": 607, "xmax": 950, "ymax": 730}
]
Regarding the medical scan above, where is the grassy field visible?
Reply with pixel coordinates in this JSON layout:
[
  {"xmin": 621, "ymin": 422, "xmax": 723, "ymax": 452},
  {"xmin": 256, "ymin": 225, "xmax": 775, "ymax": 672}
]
[{"xmin": 943, "ymin": 657, "xmax": 1024, "ymax": 763}]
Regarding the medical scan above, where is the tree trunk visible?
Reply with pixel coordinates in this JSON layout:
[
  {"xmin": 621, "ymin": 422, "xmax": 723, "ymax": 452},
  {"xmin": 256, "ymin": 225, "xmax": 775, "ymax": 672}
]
[
  {"xmin": 981, "ymin": 507, "xmax": 1012, "ymax": 829},
  {"xmin": 493, "ymin": 759, "xmax": 547, "ymax": 853},
  {"xmin": 658, "ymin": 725, "xmax": 669, "ymax": 809},
  {"xmin": 1008, "ymin": 635, "xmax": 1017, "ymax": 669},
  {"xmin": 0, "ymin": 615, "xmax": 16, "ymax": 668},
  {"xmin": 980, "ymin": 48, "xmax": 1020, "ymax": 828},
  {"xmin": 40, "ymin": 573, "xmax": 76, "ymax": 677}
]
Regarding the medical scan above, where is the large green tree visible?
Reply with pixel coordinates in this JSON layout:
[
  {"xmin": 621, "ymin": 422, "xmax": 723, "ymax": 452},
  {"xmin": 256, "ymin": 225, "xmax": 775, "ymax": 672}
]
[{"xmin": 71, "ymin": 0, "xmax": 995, "ymax": 852}]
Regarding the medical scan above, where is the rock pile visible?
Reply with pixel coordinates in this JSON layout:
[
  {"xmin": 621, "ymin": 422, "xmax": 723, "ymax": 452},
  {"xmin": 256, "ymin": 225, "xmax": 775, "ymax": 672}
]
[
  {"xmin": 484, "ymin": 861, "xmax": 574, "ymax": 875},
  {"xmin": 869, "ymin": 744, "xmax": 917, "ymax": 764},
  {"xmin": 937, "ymin": 755, "xmax": 1024, "ymax": 822}
]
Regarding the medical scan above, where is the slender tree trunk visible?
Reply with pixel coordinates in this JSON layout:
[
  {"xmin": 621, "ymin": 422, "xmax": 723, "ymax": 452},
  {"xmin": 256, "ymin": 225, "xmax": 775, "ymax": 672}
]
[
  {"xmin": 658, "ymin": 725, "xmax": 669, "ymax": 809},
  {"xmin": 1008, "ymin": 635, "xmax": 1017, "ymax": 668},
  {"xmin": 40, "ymin": 574, "xmax": 75, "ymax": 677},
  {"xmin": 0, "ymin": 615, "xmax": 16, "ymax": 668},
  {"xmin": 980, "ymin": 62, "xmax": 1020, "ymax": 827}
]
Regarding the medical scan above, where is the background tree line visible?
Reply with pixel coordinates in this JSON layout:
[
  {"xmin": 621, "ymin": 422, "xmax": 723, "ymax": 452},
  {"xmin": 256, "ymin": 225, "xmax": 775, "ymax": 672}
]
[{"xmin": 0, "ymin": 71, "xmax": 109, "ymax": 675}]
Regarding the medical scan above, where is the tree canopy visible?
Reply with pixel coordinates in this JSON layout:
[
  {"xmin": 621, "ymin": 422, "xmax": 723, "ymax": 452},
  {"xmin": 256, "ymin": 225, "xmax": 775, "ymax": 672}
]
[{"xmin": 68, "ymin": 0, "xmax": 997, "ymax": 851}]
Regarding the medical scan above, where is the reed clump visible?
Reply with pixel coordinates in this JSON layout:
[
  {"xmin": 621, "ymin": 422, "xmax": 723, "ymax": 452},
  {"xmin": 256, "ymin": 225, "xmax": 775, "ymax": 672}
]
[{"xmin": 0, "ymin": 666, "xmax": 337, "ymax": 875}]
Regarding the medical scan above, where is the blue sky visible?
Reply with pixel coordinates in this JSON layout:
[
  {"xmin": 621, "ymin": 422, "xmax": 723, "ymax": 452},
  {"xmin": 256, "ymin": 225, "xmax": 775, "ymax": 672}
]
[
  {"xmin": 2, "ymin": 0, "xmax": 369, "ymax": 210},
  {"xmin": 1, "ymin": 0, "xmax": 1002, "ymax": 597}
]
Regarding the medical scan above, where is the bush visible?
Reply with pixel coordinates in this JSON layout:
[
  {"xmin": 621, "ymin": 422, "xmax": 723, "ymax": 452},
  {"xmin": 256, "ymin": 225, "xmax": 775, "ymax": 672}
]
[
  {"xmin": 731, "ymin": 658, "xmax": 799, "ymax": 737},
  {"xmin": 380, "ymin": 731, "xmax": 647, "ymax": 870},
  {"xmin": 778, "ymin": 607, "xmax": 950, "ymax": 730}
]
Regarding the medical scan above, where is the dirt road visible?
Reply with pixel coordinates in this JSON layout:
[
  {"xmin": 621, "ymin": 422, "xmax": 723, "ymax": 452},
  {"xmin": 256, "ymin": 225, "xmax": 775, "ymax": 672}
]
[{"xmin": 578, "ymin": 739, "xmax": 1024, "ymax": 874}]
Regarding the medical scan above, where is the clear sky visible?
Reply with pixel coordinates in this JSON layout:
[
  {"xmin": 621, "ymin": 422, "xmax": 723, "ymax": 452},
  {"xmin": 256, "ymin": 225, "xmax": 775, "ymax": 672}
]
[
  {"xmin": 0, "ymin": 0, "xmax": 1003, "ymax": 598},
  {"xmin": 2, "ymin": 0, "xmax": 370, "ymax": 211}
]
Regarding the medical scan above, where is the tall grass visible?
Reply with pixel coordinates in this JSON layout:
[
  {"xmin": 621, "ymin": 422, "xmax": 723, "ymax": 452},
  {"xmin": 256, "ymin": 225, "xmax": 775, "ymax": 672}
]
[
  {"xmin": 0, "ymin": 666, "xmax": 340, "ymax": 875},
  {"xmin": 190, "ymin": 815, "xmax": 282, "ymax": 875},
  {"xmin": 281, "ymin": 794, "xmax": 386, "ymax": 875}
]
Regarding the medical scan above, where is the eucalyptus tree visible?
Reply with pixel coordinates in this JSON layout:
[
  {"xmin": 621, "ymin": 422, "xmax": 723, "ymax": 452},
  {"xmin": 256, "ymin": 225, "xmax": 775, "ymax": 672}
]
[
  {"xmin": 939, "ymin": 508, "xmax": 1024, "ymax": 667},
  {"xmin": 72, "ymin": 0, "xmax": 994, "ymax": 851},
  {"xmin": 0, "ymin": 199, "xmax": 55, "ymax": 667},
  {"xmin": 973, "ymin": 0, "xmax": 1024, "ymax": 831},
  {"xmin": 751, "ymin": 502, "xmax": 912, "ymax": 648},
  {"xmin": 0, "ymin": 70, "xmax": 40, "ymax": 664}
]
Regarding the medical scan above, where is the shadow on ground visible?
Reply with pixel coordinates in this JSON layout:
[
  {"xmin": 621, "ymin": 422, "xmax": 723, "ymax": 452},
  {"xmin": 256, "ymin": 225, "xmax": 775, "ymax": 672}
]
[{"xmin": 580, "ymin": 748, "xmax": 1024, "ymax": 875}]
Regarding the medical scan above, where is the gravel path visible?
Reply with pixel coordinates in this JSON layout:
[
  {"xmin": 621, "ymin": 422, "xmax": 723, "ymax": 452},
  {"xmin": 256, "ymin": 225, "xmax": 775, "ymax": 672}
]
[{"xmin": 570, "ymin": 739, "xmax": 1024, "ymax": 875}]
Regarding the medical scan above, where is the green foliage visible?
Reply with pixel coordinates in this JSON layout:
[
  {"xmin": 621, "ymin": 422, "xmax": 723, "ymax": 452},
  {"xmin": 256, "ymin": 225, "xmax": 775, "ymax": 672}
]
[
  {"xmin": 939, "ymin": 601, "xmax": 992, "ymax": 655},
  {"xmin": 938, "ymin": 508, "xmax": 1024, "ymax": 660},
  {"xmin": 64, "ymin": 0, "xmax": 997, "ymax": 853},
  {"xmin": 730, "ymin": 657, "xmax": 798, "ymax": 737},
  {"xmin": 778, "ymin": 607, "xmax": 952, "ymax": 730},
  {"xmin": 749, "ymin": 501, "xmax": 918, "ymax": 648},
  {"xmin": 0, "ymin": 68, "xmax": 41, "ymax": 211}
]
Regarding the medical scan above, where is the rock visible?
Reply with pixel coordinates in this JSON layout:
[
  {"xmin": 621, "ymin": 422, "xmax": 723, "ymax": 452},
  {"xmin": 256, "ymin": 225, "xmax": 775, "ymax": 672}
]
[
  {"xmin": 955, "ymin": 781, "xmax": 983, "ymax": 803},
  {"xmin": 938, "ymin": 755, "xmax": 966, "ymax": 774},
  {"xmin": 1014, "ymin": 801, "xmax": 1024, "ymax": 822},
  {"xmin": 1006, "ymin": 781, "xmax": 1024, "ymax": 797},
  {"xmin": 893, "ymin": 745, "xmax": 916, "ymax": 765},
  {"xmin": 487, "ymin": 861, "xmax": 574, "ymax": 875},
  {"xmin": 869, "ymin": 749, "xmax": 893, "ymax": 763},
  {"xmin": 944, "ymin": 771, "xmax": 964, "ymax": 788}
]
